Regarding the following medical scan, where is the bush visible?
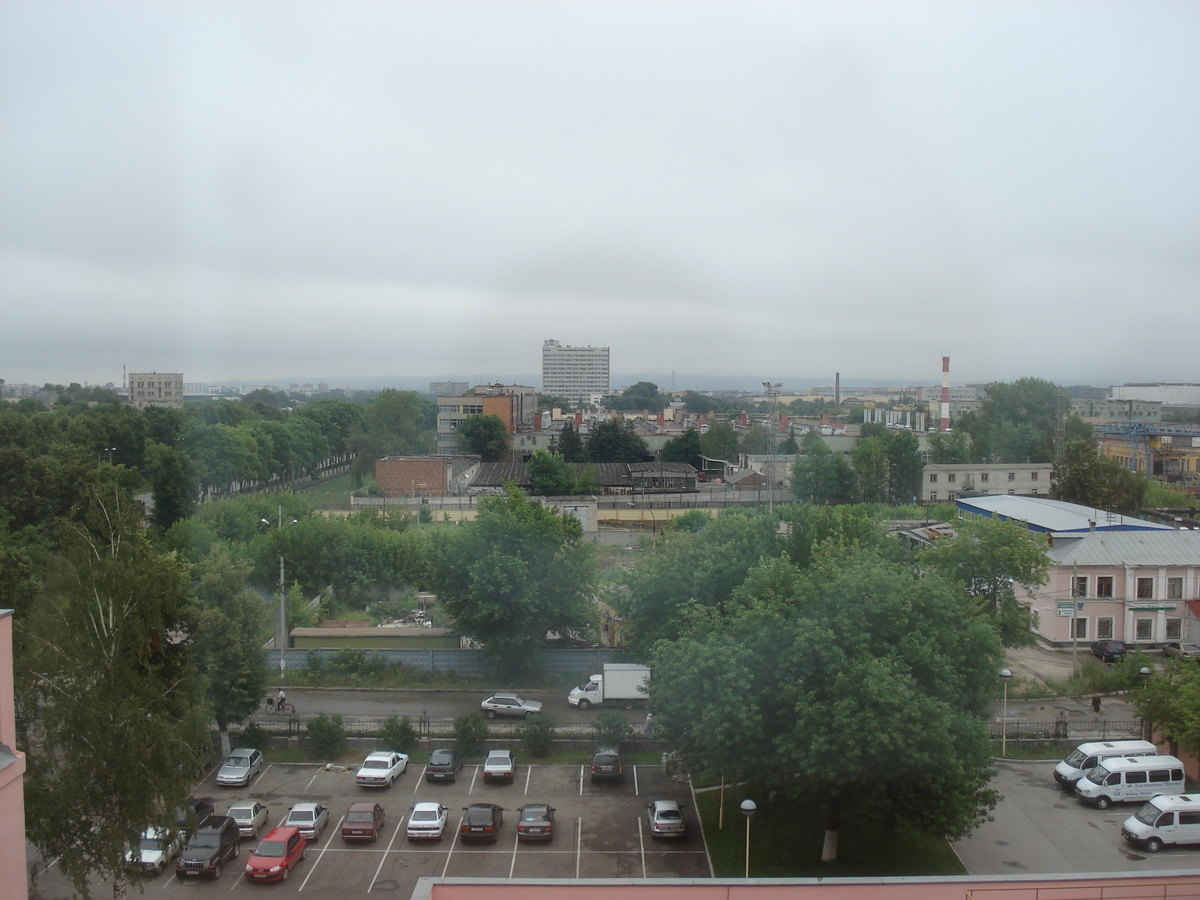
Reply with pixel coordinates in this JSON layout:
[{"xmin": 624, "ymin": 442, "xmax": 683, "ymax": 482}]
[
  {"xmin": 593, "ymin": 709, "xmax": 632, "ymax": 746},
  {"xmin": 518, "ymin": 714, "xmax": 557, "ymax": 758},
  {"xmin": 453, "ymin": 714, "xmax": 489, "ymax": 757},
  {"xmin": 379, "ymin": 714, "xmax": 418, "ymax": 752},
  {"xmin": 236, "ymin": 722, "xmax": 271, "ymax": 751},
  {"xmin": 306, "ymin": 714, "xmax": 347, "ymax": 758}
]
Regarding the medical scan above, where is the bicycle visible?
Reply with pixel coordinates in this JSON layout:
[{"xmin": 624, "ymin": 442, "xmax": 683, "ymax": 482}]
[{"xmin": 265, "ymin": 697, "xmax": 296, "ymax": 715}]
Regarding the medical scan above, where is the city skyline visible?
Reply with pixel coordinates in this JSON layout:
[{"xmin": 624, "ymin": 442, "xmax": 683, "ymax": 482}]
[{"xmin": 2, "ymin": 2, "xmax": 1197, "ymax": 387}]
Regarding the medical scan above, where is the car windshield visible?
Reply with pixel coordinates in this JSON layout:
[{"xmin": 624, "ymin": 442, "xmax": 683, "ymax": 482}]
[
  {"xmin": 1087, "ymin": 765, "xmax": 1111, "ymax": 783},
  {"xmin": 430, "ymin": 751, "xmax": 453, "ymax": 764},
  {"xmin": 1064, "ymin": 750, "xmax": 1087, "ymax": 767},
  {"xmin": 595, "ymin": 754, "xmax": 618, "ymax": 765},
  {"xmin": 225, "ymin": 757, "xmax": 247, "ymax": 766},
  {"xmin": 412, "ymin": 808, "xmax": 439, "ymax": 822},
  {"xmin": 289, "ymin": 811, "xmax": 314, "ymax": 822},
  {"xmin": 521, "ymin": 809, "xmax": 547, "ymax": 821},
  {"xmin": 465, "ymin": 807, "xmax": 493, "ymax": 823},
  {"xmin": 656, "ymin": 808, "xmax": 681, "ymax": 820},
  {"xmin": 1134, "ymin": 802, "xmax": 1162, "ymax": 826},
  {"xmin": 254, "ymin": 840, "xmax": 286, "ymax": 858},
  {"xmin": 189, "ymin": 836, "xmax": 219, "ymax": 849},
  {"xmin": 228, "ymin": 808, "xmax": 253, "ymax": 819},
  {"xmin": 364, "ymin": 759, "xmax": 389, "ymax": 768},
  {"xmin": 347, "ymin": 811, "xmax": 374, "ymax": 822},
  {"xmin": 139, "ymin": 837, "xmax": 165, "ymax": 851}
]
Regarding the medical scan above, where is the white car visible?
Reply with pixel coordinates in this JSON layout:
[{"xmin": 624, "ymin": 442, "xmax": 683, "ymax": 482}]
[
  {"xmin": 283, "ymin": 803, "xmax": 329, "ymax": 841},
  {"xmin": 227, "ymin": 801, "xmax": 270, "ymax": 838},
  {"xmin": 355, "ymin": 751, "xmax": 408, "ymax": 788},
  {"xmin": 482, "ymin": 749, "xmax": 515, "ymax": 784},
  {"xmin": 406, "ymin": 802, "xmax": 449, "ymax": 841},
  {"xmin": 127, "ymin": 826, "xmax": 182, "ymax": 875},
  {"xmin": 216, "ymin": 748, "xmax": 263, "ymax": 788}
]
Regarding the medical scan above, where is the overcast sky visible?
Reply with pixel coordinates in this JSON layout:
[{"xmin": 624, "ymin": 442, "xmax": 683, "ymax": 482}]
[{"xmin": 1, "ymin": 1, "xmax": 1197, "ymax": 391}]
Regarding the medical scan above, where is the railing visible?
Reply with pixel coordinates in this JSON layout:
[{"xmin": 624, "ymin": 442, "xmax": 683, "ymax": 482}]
[{"xmin": 987, "ymin": 717, "xmax": 1142, "ymax": 743}]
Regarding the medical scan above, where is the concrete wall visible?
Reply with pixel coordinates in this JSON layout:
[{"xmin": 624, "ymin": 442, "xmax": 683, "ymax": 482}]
[
  {"xmin": 376, "ymin": 457, "xmax": 451, "ymax": 498},
  {"xmin": 268, "ymin": 647, "xmax": 623, "ymax": 679}
]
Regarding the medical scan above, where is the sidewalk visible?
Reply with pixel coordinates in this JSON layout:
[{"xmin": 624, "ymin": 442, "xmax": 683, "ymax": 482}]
[{"xmin": 993, "ymin": 644, "xmax": 1139, "ymax": 723}]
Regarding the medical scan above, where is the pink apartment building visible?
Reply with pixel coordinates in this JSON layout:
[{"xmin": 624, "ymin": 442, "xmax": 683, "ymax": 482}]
[
  {"xmin": 1019, "ymin": 531, "xmax": 1200, "ymax": 647},
  {"xmin": 0, "ymin": 610, "xmax": 28, "ymax": 900}
]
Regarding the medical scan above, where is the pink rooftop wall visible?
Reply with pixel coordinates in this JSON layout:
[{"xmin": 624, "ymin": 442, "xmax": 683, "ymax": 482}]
[{"xmin": 0, "ymin": 611, "xmax": 28, "ymax": 900}]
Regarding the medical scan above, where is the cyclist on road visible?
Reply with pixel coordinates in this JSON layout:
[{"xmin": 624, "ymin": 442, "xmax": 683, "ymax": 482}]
[{"xmin": 277, "ymin": 688, "xmax": 287, "ymax": 707}]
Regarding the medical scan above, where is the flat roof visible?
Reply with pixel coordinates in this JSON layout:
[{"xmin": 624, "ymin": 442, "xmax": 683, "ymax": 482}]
[{"xmin": 957, "ymin": 495, "xmax": 1173, "ymax": 533}]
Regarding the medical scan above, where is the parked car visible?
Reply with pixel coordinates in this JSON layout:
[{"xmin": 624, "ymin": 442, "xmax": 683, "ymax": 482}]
[
  {"xmin": 227, "ymin": 801, "xmax": 270, "ymax": 838},
  {"xmin": 480, "ymin": 693, "xmax": 543, "ymax": 719},
  {"xmin": 356, "ymin": 751, "xmax": 408, "ymax": 788},
  {"xmin": 341, "ymin": 802, "xmax": 386, "ymax": 842},
  {"xmin": 216, "ymin": 748, "xmax": 263, "ymax": 788},
  {"xmin": 645, "ymin": 799, "xmax": 687, "ymax": 838},
  {"xmin": 459, "ymin": 803, "xmax": 504, "ymax": 842},
  {"xmin": 175, "ymin": 815, "xmax": 241, "ymax": 879},
  {"xmin": 127, "ymin": 826, "xmax": 182, "ymax": 875},
  {"xmin": 590, "ymin": 746, "xmax": 624, "ymax": 783},
  {"xmin": 483, "ymin": 749, "xmax": 516, "ymax": 784},
  {"xmin": 283, "ymin": 802, "xmax": 329, "ymax": 841},
  {"xmin": 1090, "ymin": 640, "xmax": 1126, "ymax": 663},
  {"xmin": 1164, "ymin": 642, "xmax": 1200, "ymax": 661},
  {"xmin": 244, "ymin": 826, "xmax": 306, "ymax": 882},
  {"xmin": 406, "ymin": 802, "xmax": 449, "ymax": 841},
  {"xmin": 425, "ymin": 748, "xmax": 463, "ymax": 782},
  {"xmin": 174, "ymin": 799, "xmax": 214, "ymax": 835},
  {"xmin": 515, "ymin": 803, "xmax": 555, "ymax": 842}
]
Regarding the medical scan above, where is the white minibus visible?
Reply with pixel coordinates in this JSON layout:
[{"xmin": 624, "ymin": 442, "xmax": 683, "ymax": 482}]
[
  {"xmin": 1122, "ymin": 794, "xmax": 1200, "ymax": 853},
  {"xmin": 1075, "ymin": 755, "xmax": 1185, "ymax": 809},
  {"xmin": 1052, "ymin": 740, "xmax": 1158, "ymax": 789}
]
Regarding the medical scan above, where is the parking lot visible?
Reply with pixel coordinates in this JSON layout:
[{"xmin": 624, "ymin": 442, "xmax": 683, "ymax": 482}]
[
  {"xmin": 954, "ymin": 759, "xmax": 1200, "ymax": 874},
  {"xmin": 27, "ymin": 757, "xmax": 710, "ymax": 899}
]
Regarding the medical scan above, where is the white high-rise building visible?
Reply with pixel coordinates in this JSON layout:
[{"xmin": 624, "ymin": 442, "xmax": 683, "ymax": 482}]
[{"xmin": 541, "ymin": 340, "xmax": 609, "ymax": 405}]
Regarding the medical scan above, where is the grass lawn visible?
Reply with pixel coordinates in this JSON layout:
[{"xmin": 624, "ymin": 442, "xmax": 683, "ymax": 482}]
[
  {"xmin": 696, "ymin": 788, "xmax": 966, "ymax": 877},
  {"xmin": 298, "ymin": 472, "xmax": 364, "ymax": 507}
]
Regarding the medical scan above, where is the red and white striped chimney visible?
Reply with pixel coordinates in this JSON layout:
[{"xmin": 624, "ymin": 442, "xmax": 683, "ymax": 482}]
[{"xmin": 940, "ymin": 355, "xmax": 951, "ymax": 433}]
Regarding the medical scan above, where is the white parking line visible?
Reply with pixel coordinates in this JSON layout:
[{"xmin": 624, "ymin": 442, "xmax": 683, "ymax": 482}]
[
  {"xmin": 575, "ymin": 817, "xmax": 582, "ymax": 877},
  {"xmin": 633, "ymin": 765, "xmax": 639, "ymax": 796},
  {"xmin": 637, "ymin": 814, "xmax": 646, "ymax": 878},
  {"xmin": 440, "ymin": 816, "xmax": 463, "ymax": 878},
  {"xmin": 508, "ymin": 830, "xmax": 519, "ymax": 878},
  {"xmin": 414, "ymin": 769, "xmax": 426, "ymax": 793},
  {"xmin": 467, "ymin": 767, "xmax": 479, "ymax": 792},
  {"xmin": 303, "ymin": 769, "xmax": 323, "ymax": 793},
  {"xmin": 578, "ymin": 765, "xmax": 585, "ymax": 796},
  {"xmin": 523, "ymin": 765, "xmax": 532, "ymax": 795},
  {"xmin": 368, "ymin": 817, "xmax": 407, "ymax": 891},
  {"xmin": 297, "ymin": 814, "xmax": 344, "ymax": 892}
]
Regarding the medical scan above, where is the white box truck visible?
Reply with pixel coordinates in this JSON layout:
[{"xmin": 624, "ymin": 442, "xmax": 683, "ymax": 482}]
[{"xmin": 568, "ymin": 663, "xmax": 650, "ymax": 710}]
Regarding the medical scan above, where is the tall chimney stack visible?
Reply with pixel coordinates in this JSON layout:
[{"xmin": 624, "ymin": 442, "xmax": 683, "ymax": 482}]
[
  {"xmin": 940, "ymin": 356, "xmax": 951, "ymax": 433},
  {"xmin": 835, "ymin": 372, "xmax": 840, "ymax": 406}
]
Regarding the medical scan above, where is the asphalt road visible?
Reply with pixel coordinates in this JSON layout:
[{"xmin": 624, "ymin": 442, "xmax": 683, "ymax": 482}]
[{"xmin": 265, "ymin": 688, "xmax": 649, "ymax": 729}]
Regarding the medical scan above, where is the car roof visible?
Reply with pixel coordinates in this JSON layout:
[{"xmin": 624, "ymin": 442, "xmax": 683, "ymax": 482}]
[
  {"xmin": 262, "ymin": 826, "xmax": 300, "ymax": 840},
  {"xmin": 290, "ymin": 802, "xmax": 321, "ymax": 811},
  {"xmin": 230, "ymin": 747, "xmax": 256, "ymax": 755},
  {"xmin": 650, "ymin": 799, "xmax": 680, "ymax": 810},
  {"xmin": 521, "ymin": 803, "xmax": 551, "ymax": 813},
  {"xmin": 466, "ymin": 802, "xmax": 499, "ymax": 809},
  {"xmin": 487, "ymin": 749, "xmax": 512, "ymax": 756},
  {"xmin": 490, "ymin": 692, "xmax": 521, "ymax": 699},
  {"xmin": 348, "ymin": 801, "xmax": 380, "ymax": 812},
  {"xmin": 365, "ymin": 750, "xmax": 398, "ymax": 758},
  {"xmin": 413, "ymin": 801, "xmax": 443, "ymax": 812}
]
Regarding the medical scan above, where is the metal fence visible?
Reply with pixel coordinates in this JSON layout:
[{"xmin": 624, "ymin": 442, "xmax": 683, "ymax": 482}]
[
  {"xmin": 267, "ymin": 646, "xmax": 622, "ymax": 678},
  {"xmin": 987, "ymin": 717, "xmax": 1143, "ymax": 743}
]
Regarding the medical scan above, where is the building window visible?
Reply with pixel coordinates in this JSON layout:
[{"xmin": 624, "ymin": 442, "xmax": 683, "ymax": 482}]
[
  {"xmin": 1135, "ymin": 618, "xmax": 1153, "ymax": 641},
  {"xmin": 981, "ymin": 473, "xmax": 989, "ymax": 483},
  {"xmin": 1168, "ymin": 577, "xmax": 1183, "ymax": 600},
  {"xmin": 1073, "ymin": 617, "xmax": 1088, "ymax": 639},
  {"xmin": 1096, "ymin": 576, "xmax": 1114, "ymax": 598},
  {"xmin": 1030, "ymin": 489, "xmax": 1038, "ymax": 495},
  {"xmin": 1008, "ymin": 472, "xmax": 1016, "ymax": 482},
  {"xmin": 1097, "ymin": 617, "xmax": 1114, "ymax": 640},
  {"xmin": 1167, "ymin": 618, "xmax": 1183, "ymax": 641},
  {"xmin": 928, "ymin": 492, "xmax": 937, "ymax": 501},
  {"xmin": 1073, "ymin": 576, "xmax": 1087, "ymax": 598},
  {"xmin": 1137, "ymin": 577, "xmax": 1154, "ymax": 599},
  {"xmin": 1030, "ymin": 472, "xmax": 1038, "ymax": 481},
  {"xmin": 948, "ymin": 474, "xmax": 957, "ymax": 483},
  {"xmin": 929, "ymin": 474, "xmax": 938, "ymax": 483}
]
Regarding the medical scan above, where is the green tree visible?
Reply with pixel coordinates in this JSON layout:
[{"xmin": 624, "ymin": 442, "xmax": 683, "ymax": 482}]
[
  {"xmin": 699, "ymin": 420, "xmax": 738, "ymax": 462},
  {"xmin": 454, "ymin": 713, "xmax": 489, "ymax": 757},
  {"xmin": 456, "ymin": 413, "xmax": 510, "ymax": 461},
  {"xmin": 528, "ymin": 448, "xmax": 577, "ymax": 495},
  {"xmin": 587, "ymin": 419, "xmax": 649, "ymax": 463},
  {"xmin": 779, "ymin": 429, "xmax": 799, "ymax": 455},
  {"xmin": 1130, "ymin": 662, "xmax": 1200, "ymax": 756},
  {"xmin": 17, "ymin": 491, "xmax": 211, "ymax": 899},
  {"xmin": 648, "ymin": 548, "xmax": 1001, "ymax": 863},
  {"xmin": 927, "ymin": 430, "xmax": 973, "ymax": 464},
  {"xmin": 346, "ymin": 389, "xmax": 435, "ymax": 480},
  {"xmin": 850, "ymin": 435, "xmax": 888, "ymax": 503},
  {"xmin": 607, "ymin": 381, "xmax": 667, "ymax": 412},
  {"xmin": 518, "ymin": 713, "xmax": 557, "ymax": 757},
  {"xmin": 429, "ymin": 485, "xmax": 597, "ymax": 676},
  {"xmin": 1052, "ymin": 439, "xmax": 1149, "ymax": 515},
  {"xmin": 921, "ymin": 516, "xmax": 1051, "ymax": 647},
  {"xmin": 147, "ymin": 440, "xmax": 197, "ymax": 530},
  {"xmin": 379, "ymin": 715, "xmax": 419, "ymax": 752},
  {"xmin": 791, "ymin": 431, "xmax": 856, "ymax": 505},
  {"xmin": 306, "ymin": 714, "xmax": 347, "ymax": 758},
  {"xmin": 593, "ymin": 709, "xmax": 633, "ymax": 746},
  {"xmin": 192, "ymin": 550, "xmax": 271, "ymax": 755},
  {"xmin": 885, "ymin": 429, "xmax": 923, "ymax": 504},
  {"xmin": 659, "ymin": 428, "xmax": 702, "ymax": 469},
  {"xmin": 551, "ymin": 419, "xmax": 588, "ymax": 462}
]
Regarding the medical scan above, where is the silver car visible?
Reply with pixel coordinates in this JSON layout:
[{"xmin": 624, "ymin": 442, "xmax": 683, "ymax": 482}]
[
  {"xmin": 480, "ymin": 693, "xmax": 543, "ymax": 719},
  {"xmin": 216, "ymin": 748, "xmax": 263, "ymax": 788},
  {"xmin": 646, "ymin": 799, "xmax": 686, "ymax": 838},
  {"xmin": 283, "ymin": 802, "xmax": 329, "ymax": 841}
]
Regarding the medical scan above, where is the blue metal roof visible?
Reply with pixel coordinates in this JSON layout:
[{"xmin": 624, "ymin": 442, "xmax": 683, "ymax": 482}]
[{"xmin": 955, "ymin": 495, "xmax": 1173, "ymax": 534}]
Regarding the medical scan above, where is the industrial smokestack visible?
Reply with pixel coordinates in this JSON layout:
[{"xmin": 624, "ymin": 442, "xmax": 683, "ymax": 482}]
[
  {"xmin": 835, "ymin": 372, "xmax": 840, "ymax": 407},
  {"xmin": 940, "ymin": 356, "xmax": 951, "ymax": 433}
]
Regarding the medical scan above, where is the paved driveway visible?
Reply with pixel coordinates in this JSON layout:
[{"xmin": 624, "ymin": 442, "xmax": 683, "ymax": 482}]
[{"xmin": 954, "ymin": 759, "xmax": 1200, "ymax": 874}]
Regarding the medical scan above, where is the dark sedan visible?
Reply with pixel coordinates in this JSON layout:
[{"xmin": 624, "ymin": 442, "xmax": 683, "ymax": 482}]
[
  {"xmin": 1090, "ymin": 640, "xmax": 1126, "ymax": 663},
  {"xmin": 516, "ymin": 804, "xmax": 555, "ymax": 842},
  {"xmin": 425, "ymin": 748, "xmax": 463, "ymax": 783},
  {"xmin": 460, "ymin": 803, "xmax": 504, "ymax": 842}
]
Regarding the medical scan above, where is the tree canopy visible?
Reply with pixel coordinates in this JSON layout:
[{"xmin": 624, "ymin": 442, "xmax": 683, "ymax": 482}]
[
  {"xmin": 455, "ymin": 413, "xmax": 510, "ymax": 461},
  {"xmin": 791, "ymin": 431, "xmax": 856, "ymax": 505},
  {"xmin": 586, "ymin": 419, "xmax": 649, "ymax": 463},
  {"xmin": 659, "ymin": 427, "xmax": 702, "ymax": 469},
  {"xmin": 699, "ymin": 420, "xmax": 738, "ymax": 462},
  {"xmin": 606, "ymin": 381, "xmax": 669, "ymax": 412}
]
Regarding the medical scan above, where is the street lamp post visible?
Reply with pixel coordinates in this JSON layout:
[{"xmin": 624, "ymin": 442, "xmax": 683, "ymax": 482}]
[
  {"xmin": 740, "ymin": 798, "xmax": 757, "ymax": 878},
  {"xmin": 1000, "ymin": 668, "xmax": 1013, "ymax": 757},
  {"xmin": 261, "ymin": 505, "xmax": 299, "ymax": 678}
]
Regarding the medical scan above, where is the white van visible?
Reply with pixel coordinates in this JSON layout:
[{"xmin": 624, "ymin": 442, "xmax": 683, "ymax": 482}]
[
  {"xmin": 1053, "ymin": 740, "xmax": 1158, "ymax": 790},
  {"xmin": 1075, "ymin": 755, "xmax": 1185, "ymax": 809},
  {"xmin": 1122, "ymin": 794, "xmax": 1200, "ymax": 852}
]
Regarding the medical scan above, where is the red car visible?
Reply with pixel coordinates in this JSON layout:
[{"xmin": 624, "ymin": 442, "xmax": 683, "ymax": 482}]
[
  {"xmin": 341, "ymin": 802, "xmax": 386, "ymax": 842},
  {"xmin": 244, "ymin": 826, "xmax": 306, "ymax": 882}
]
